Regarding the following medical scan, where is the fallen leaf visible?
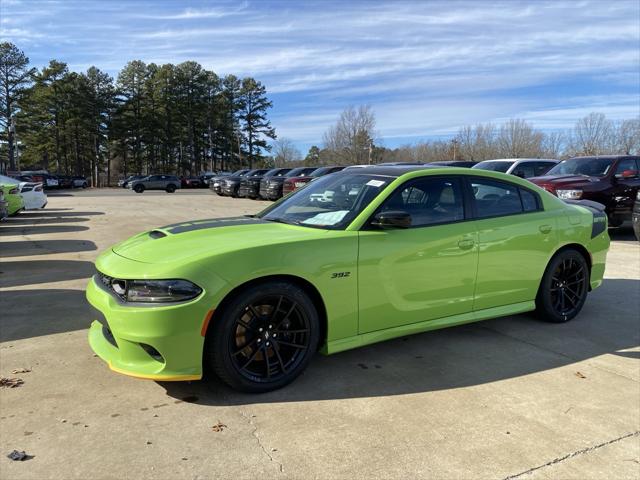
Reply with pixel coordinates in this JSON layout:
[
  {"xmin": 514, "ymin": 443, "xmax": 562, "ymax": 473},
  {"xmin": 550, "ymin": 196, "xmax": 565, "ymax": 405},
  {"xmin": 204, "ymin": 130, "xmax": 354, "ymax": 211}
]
[
  {"xmin": 0, "ymin": 377, "xmax": 24, "ymax": 388},
  {"xmin": 11, "ymin": 368, "xmax": 31, "ymax": 374},
  {"xmin": 211, "ymin": 421, "xmax": 227, "ymax": 432},
  {"xmin": 7, "ymin": 450, "xmax": 33, "ymax": 461},
  {"xmin": 575, "ymin": 371, "xmax": 586, "ymax": 379}
]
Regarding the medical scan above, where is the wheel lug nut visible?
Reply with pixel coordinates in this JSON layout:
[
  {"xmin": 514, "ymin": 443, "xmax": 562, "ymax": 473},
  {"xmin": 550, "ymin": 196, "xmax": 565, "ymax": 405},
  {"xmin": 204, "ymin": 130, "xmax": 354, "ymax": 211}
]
[
  {"xmin": 258, "ymin": 328, "xmax": 263, "ymax": 332},
  {"xmin": 273, "ymin": 333, "xmax": 277, "ymax": 337},
  {"xmin": 269, "ymin": 324, "xmax": 273, "ymax": 329},
  {"xmin": 266, "ymin": 342, "xmax": 270, "ymax": 346}
]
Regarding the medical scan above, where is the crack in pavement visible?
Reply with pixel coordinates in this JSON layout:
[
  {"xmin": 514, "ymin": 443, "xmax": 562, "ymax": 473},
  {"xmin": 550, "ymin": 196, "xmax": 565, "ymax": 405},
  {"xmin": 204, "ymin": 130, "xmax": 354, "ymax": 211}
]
[
  {"xmin": 239, "ymin": 410, "xmax": 284, "ymax": 474},
  {"xmin": 503, "ymin": 430, "xmax": 640, "ymax": 479}
]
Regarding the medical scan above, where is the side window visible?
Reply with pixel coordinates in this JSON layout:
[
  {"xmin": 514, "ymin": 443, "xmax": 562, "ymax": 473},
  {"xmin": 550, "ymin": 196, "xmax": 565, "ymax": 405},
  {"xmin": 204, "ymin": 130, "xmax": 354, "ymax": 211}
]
[
  {"xmin": 615, "ymin": 158, "xmax": 638, "ymax": 176},
  {"xmin": 471, "ymin": 179, "xmax": 522, "ymax": 218},
  {"xmin": 533, "ymin": 162, "xmax": 556, "ymax": 176},
  {"xmin": 380, "ymin": 177, "xmax": 464, "ymax": 227},
  {"xmin": 512, "ymin": 163, "xmax": 536, "ymax": 178},
  {"xmin": 149, "ymin": 175, "xmax": 159, "ymax": 181},
  {"xmin": 520, "ymin": 188, "xmax": 539, "ymax": 212}
]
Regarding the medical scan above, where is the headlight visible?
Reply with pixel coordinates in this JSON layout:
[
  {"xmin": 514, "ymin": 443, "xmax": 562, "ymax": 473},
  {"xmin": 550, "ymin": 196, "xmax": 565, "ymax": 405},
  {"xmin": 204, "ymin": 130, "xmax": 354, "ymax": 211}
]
[
  {"xmin": 125, "ymin": 279, "xmax": 202, "ymax": 303},
  {"xmin": 557, "ymin": 189, "xmax": 582, "ymax": 200}
]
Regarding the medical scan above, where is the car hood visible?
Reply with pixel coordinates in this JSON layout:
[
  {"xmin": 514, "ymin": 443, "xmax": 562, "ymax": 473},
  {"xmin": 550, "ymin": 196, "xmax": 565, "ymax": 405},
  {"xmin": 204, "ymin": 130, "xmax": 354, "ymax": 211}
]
[
  {"xmin": 529, "ymin": 174, "xmax": 603, "ymax": 188},
  {"xmin": 111, "ymin": 216, "xmax": 328, "ymax": 264}
]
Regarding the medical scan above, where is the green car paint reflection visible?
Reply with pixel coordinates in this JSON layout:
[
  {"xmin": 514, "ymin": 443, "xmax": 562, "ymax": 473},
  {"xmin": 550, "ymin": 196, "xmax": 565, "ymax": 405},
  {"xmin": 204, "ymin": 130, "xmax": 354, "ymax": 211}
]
[{"xmin": 87, "ymin": 167, "xmax": 609, "ymax": 392}]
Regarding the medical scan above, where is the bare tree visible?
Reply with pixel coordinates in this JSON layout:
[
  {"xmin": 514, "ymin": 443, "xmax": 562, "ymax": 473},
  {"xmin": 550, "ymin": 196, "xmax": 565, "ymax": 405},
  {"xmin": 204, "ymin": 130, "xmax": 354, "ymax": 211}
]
[
  {"xmin": 570, "ymin": 112, "xmax": 614, "ymax": 156},
  {"xmin": 541, "ymin": 131, "xmax": 565, "ymax": 159},
  {"xmin": 497, "ymin": 119, "xmax": 544, "ymax": 158},
  {"xmin": 456, "ymin": 123, "xmax": 496, "ymax": 160},
  {"xmin": 272, "ymin": 137, "xmax": 301, "ymax": 166},
  {"xmin": 614, "ymin": 118, "xmax": 640, "ymax": 155},
  {"xmin": 323, "ymin": 105, "xmax": 377, "ymax": 164}
]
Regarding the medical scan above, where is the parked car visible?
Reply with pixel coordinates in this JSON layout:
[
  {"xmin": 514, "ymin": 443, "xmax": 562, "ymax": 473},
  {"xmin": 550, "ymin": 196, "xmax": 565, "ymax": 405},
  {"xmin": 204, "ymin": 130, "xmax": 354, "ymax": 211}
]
[
  {"xmin": 73, "ymin": 176, "xmax": 89, "ymax": 188},
  {"xmin": 430, "ymin": 161, "xmax": 478, "ymax": 168},
  {"xmin": 632, "ymin": 191, "xmax": 640, "ymax": 241},
  {"xmin": 129, "ymin": 175, "xmax": 181, "ymax": 193},
  {"xmin": 258, "ymin": 167, "xmax": 310, "ymax": 200},
  {"xmin": 87, "ymin": 166, "xmax": 609, "ymax": 392},
  {"xmin": 209, "ymin": 171, "xmax": 239, "ymax": 195},
  {"xmin": 281, "ymin": 167, "xmax": 320, "ymax": 196},
  {"xmin": 118, "ymin": 175, "xmax": 145, "ymax": 188},
  {"xmin": 57, "ymin": 175, "xmax": 74, "ymax": 189},
  {"xmin": 529, "ymin": 155, "xmax": 640, "ymax": 227},
  {"xmin": 199, "ymin": 172, "xmax": 218, "ymax": 187},
  {"xmin": 239, "ymin": 168, "xmax": 291, "ymax": 199},
  {"xmin": 221, "ymin": 169, "xmax": 268, "ymax": 197},
  {"xmin": 42, "ymin": 174, "xmax": 60, "ymax": 189},
  {"xmin": 181, "ymin": 176, "xmax": 203, "ymax": 188},
  {"xmin": 0, "ymin": 182, "xmax": 25, "ymax": 216},
  {"xmin": 0, "ymin": 175, "xmax": 48, "ymax": 210},
  {"xmin": 0, "ymin": 189, "xmax": 8, "ymax": 220},
  {"xmin": 472, "ymin": 158, "xmax": 559, "ymax": 178}
]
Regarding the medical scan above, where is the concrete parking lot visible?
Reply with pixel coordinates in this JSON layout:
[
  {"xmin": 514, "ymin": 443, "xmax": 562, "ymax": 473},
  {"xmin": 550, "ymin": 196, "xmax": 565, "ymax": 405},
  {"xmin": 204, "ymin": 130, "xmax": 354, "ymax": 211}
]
[{"xmin": 1, "ymin": 188, "xmax": 639, "ymax": 480}]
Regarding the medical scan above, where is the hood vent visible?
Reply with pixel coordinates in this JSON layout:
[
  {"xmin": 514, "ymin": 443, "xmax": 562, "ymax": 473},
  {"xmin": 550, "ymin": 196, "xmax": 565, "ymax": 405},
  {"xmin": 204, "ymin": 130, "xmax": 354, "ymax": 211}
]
[{"xmin": 149, "ymin": 230, "xmax": 167, "ymax": 239}]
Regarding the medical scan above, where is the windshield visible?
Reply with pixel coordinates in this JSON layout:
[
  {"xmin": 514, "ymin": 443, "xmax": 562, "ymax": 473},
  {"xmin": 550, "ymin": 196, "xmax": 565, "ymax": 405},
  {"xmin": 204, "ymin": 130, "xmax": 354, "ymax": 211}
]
[
  {"xmin": 546, "ymin": 158, "xmax": 614, "ymax": 177},
  {"xmin": 473, "ymin": 161, "xmax": 514, "ymax": 173},
  {"xmin": 257, "ymin": 173, "xmax": 392, "ymax": 230}
]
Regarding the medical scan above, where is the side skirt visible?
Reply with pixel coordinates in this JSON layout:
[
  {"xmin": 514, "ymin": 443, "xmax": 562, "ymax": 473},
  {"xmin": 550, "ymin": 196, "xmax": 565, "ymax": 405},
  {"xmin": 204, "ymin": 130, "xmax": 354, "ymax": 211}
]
[{"xmin": 322, "ymin": 301, "xmax": 535, "ymax": 355}]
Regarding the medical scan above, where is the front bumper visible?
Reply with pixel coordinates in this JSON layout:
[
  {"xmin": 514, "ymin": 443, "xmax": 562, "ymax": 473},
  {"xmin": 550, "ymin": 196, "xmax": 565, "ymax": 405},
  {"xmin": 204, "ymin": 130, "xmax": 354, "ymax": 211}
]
[
  {"xmin": 259, "ymin": 185, "xmax": 282, "ymax": 200},
  {"xmin": 238, "ymin": 184, "xmax": 259, "ymax": 198},
  {"xmin": 221, "ymin": 184, "xmax": 238, "ymax": 196},
  {"xmin": 86, "ymin": 275, "xmax": 209, "ymax": 381}
]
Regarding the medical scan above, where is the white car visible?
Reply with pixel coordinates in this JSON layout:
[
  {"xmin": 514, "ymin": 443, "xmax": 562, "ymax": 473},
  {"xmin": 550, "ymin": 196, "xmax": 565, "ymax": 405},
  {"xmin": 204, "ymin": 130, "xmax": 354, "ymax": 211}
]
[
  {"xmin": 472, "ymin": 158, "xmax": 559, "ymax": 178},
  {"xmin": 0, "ymin": 175, "xmax": 47, "ymax": 210}
]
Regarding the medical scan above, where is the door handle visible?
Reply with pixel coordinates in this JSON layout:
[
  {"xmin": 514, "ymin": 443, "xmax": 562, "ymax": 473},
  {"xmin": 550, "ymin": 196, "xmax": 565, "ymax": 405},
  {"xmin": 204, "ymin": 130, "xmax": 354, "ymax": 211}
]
[
  {"xmin": 539, "ymin": 224, "xmax": 552, "ymax": 234},
  {"xmin": 458, "ymin": 239, "xmax": 475, "ymax": 250}
]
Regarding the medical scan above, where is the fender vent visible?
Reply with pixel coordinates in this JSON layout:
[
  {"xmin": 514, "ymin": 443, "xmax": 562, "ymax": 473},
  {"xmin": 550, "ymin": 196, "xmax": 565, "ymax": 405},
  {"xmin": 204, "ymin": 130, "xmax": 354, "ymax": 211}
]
[{"xmin": 149, "ymin": 230, "xmax": 167, "ymax": 239}]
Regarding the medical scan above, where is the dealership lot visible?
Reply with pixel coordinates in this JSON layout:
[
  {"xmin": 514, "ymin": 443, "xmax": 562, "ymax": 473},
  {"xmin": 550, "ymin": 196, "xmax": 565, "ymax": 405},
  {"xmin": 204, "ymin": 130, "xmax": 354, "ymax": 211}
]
[{"xmin": 1, "ymin": 189, "xmax": 638, "ymax": 479}]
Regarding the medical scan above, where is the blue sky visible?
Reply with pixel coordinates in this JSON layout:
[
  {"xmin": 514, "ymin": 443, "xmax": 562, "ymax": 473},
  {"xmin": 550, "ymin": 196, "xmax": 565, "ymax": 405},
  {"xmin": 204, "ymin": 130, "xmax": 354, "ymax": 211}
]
[{"xmin": 1, "ymin": 0, "xmax": 639, "ymax": 152}]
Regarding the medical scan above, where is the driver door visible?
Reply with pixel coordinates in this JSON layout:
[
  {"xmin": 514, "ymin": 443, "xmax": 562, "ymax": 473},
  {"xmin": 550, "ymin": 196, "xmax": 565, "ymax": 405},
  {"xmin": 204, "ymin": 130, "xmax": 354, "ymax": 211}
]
[{"xmin": 357, "ymin": 176, "xmax": 478, "ymax": 334}]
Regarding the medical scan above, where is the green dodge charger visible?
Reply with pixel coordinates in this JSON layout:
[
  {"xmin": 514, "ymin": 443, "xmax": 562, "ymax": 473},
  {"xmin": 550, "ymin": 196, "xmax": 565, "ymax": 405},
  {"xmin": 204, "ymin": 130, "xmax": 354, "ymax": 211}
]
[{"xmin": 87, "ymin": 166, "xmax": 609, "ymax": 392}]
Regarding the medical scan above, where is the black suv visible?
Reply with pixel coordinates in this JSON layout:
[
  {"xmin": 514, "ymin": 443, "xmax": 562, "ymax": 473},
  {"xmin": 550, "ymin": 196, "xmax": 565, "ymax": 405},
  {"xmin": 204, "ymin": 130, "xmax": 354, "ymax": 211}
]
[
  {"xmin": 239, "ymin": 168, "xmax": 291, "ymax": 199},
  {"xmin": 221, "ymin": 169, "xmax": 267, "ymax": 197},
  {"xmin": 129, "ymin": 175, "xmax": 181, "ymax": 193}
]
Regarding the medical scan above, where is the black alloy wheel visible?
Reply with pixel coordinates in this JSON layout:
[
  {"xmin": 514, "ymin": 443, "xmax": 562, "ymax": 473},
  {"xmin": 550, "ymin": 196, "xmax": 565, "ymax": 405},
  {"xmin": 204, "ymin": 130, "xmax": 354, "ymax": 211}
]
[
  {"xmin": 536, "ymin": 249, "xmax": 589, "ymax": 323},
  {"xmin": 166, "ymin": 184, "xmax": 176, "ymax": 193},
  {"xmin": 206, "ymin": 281, "xmax": 319, "ymax": 392},
  {"xmin": 134, "ymin": 184, "xmax": 144, "ymax": 193}
]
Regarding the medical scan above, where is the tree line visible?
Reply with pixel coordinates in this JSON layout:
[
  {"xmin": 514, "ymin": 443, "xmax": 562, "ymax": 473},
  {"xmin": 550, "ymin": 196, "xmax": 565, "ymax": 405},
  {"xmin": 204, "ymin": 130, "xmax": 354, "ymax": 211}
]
[
  {"xmin": 283, "ymin": 109, "xmax": 639, "ymax": 168},
  {"xmin": 0, "ymin": 42, "xmax": 276, "ymax": 185}
]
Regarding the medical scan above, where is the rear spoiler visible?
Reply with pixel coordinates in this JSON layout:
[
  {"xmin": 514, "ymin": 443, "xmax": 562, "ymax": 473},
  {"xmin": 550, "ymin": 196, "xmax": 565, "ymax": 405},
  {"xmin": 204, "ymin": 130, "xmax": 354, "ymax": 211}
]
[
  {"xmin": 563, "ymin": 199, "xmax": 606, "ymax": 212},
  {"xmin": 564, "ymin": 199, "xmax": 607, "ymax": 237}
]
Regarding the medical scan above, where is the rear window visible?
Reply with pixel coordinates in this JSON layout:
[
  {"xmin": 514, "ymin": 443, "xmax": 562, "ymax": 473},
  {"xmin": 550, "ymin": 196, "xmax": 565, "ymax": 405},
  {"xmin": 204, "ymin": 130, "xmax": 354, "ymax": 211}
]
[{"xmin": 473, "ymin": 161, "xmax": 515, "ymax": 173}]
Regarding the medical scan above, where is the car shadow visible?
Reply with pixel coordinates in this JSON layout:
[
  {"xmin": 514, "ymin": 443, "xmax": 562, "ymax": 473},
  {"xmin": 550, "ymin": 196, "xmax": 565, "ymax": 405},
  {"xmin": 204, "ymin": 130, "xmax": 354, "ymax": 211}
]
[
  {"xmin": 609, "ymin": 225, "xmax": 637, "ymax": 244},
  {"xmin": 0, "ymin": 260, "xmax": 95, "ymax": 288},
  {"xmin": 161, "ymin": 277, "xmax": 639, "ymax": 404},
  {"xmin": 7, "ymin": 216, "xmax": 91, "ymax": 224},
  {"xmin": 0, "ymin": 288, "xmax": 91, "ymax": 342},
  {"xmin": 0, "ymin": 240, "xmax": 98, "ymax": 258},
  {"xmin": 16, "ymin": 210, "xmax": 105, "ymax": 218},
  {"xmin": 0, "ymin": 224, "xmax": 89, "ymax": 235}
]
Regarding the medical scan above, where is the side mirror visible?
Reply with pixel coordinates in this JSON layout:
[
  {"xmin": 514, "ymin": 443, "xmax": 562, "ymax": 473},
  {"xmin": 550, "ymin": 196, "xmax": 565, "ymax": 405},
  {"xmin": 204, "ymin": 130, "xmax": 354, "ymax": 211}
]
[{"xmin": 371, "ymin": 210, "xmax": 412, "ymax": 229}]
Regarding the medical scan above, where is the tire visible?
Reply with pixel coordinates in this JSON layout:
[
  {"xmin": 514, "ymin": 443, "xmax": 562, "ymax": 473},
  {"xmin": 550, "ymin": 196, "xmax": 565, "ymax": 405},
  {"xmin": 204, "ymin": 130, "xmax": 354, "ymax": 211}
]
[
  {"xmin": 82, "ymin": 183, "xmax": 88, "ymax": 189},
  {"xmin": 536, "ymin": 249, "xmax": 589, "ymax": 323},
  {"xmin": 166, "ymin": 184, "xmax": 176, "ymax": 193},
  {"xmin": 134, "ymin": 184, "xmax": 144, "ymax": 193},
  {"xmin": 205, "ymin": 281, "xmax": 320, "ymax": 393}
]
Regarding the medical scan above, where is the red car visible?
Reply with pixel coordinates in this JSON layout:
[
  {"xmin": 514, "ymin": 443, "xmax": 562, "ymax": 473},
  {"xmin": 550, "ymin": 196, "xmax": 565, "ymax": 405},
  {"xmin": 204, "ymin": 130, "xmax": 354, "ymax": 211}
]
[
  {"xmin": 282, "ymin": 166, "xmax": 345, "ymax": 195},
  {"xmin": 181, "ymin": 176, "xmax": 203, "ymax": 188},
  {"xmin": 529, "ymin": 155, "xmax": 640, "ymax": 227}
]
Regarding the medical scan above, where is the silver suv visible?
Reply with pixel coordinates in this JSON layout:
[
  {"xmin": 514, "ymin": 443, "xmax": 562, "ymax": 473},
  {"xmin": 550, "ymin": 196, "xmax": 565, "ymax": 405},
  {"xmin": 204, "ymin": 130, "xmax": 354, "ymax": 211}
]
[{"xmin": 129, "ymin": 175, "xmax": 181, "ymax": 193}]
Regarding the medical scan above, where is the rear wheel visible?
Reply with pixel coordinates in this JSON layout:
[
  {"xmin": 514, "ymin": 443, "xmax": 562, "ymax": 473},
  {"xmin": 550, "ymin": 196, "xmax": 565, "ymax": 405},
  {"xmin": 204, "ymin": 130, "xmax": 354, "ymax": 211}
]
[
  {"xmin": 134, "ymin": 184, "xmax": 144, "ymax": 193},
  {"xmin": 205, "ymin": 281, "xmax": 319, "ymax": 392},
  {"xmin": 166, "ymin": 184, "xmax": 176, "ymax": 193},
  {"xmin": 536, "ymin": 249, "xmax": 589, "ymax": 323}
]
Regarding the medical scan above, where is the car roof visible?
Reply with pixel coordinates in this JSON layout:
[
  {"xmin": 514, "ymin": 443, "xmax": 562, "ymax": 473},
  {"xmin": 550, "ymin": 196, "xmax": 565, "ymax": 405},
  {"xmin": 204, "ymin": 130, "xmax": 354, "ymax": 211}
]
[
  {"xmin": 478, "ymin": 158, "xmax": 558, "ymax": 163},
  {"xmin": 336, "ymin": 165, "xmax": 442, "ymax": 177},
  {"xmin": 566, "ymin": 155, "xmax": 639, "ymax": 160}
]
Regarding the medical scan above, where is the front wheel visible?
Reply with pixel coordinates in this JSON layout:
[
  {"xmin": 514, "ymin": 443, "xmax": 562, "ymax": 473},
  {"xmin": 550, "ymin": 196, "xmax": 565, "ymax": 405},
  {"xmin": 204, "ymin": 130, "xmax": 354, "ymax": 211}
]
[
  {"xmin": 166, "ymin": 184, "xmax": 176, "ymax": 193},
  {"xmin": 134, "ymin": 184, "xmax": 144, "ymax": 193},
  {"xmin": 205, "ymin": 281, "xmax": 320, "ymax": 392},
  {"xmin": 536, "ymin": 249, "xmax": 589, "ymax": 323}
]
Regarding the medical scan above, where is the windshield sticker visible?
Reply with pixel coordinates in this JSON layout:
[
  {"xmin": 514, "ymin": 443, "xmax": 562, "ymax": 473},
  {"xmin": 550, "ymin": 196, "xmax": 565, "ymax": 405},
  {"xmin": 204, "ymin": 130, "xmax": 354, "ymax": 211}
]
[
  {"xmin": 301, "ymin": 210, "xmax": 349, "ymax": 226},
  {"xmin": 366, "ymin": 179, "xmax": 386, "ymax": 187}
]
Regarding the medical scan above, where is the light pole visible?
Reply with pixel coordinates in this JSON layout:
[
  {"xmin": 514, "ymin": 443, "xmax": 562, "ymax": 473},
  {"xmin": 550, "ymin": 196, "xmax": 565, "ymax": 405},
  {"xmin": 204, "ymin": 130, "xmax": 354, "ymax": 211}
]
[{"xmin": 451, "ymin": 139, "xmax": 458, "ymax": 161}]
